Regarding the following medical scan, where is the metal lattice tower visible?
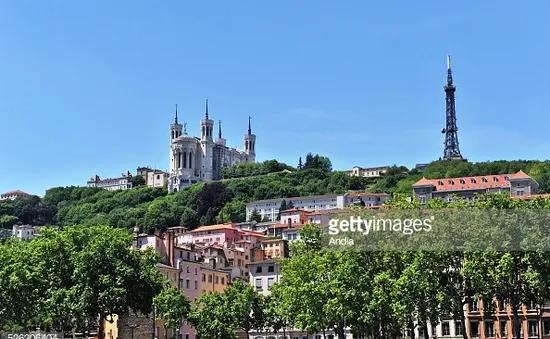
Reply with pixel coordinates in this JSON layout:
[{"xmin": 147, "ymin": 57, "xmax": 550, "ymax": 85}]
[{"xmin": 441, "ymin": 55, "xmax": 464, "ymax": 161}]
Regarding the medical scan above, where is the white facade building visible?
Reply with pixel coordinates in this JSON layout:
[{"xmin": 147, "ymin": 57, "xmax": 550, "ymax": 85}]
[
  {"xmin": 0, "ymin": 190, "xmax": 29, "ymax": 200},
  {"xmin": 344, "ymin": 165, "xmax": 389, "ymax": 178},
  {"xmin": 136, "ymin": 167, "xmax": 168, "ymax": 188},
  {"xmin": 12, "ymin": 224, "xmax": 37, "ymax": 241},
  {"xmin": 246, "ymin": 192, "xmax": 390, "ymax": 221},
  {"xmin": 168, "ymin": 101, "xmax": 256, "ymax": 192},
  {"xmin": 87, "ymin": 171, "xmax": 133, "ymax": 191}
]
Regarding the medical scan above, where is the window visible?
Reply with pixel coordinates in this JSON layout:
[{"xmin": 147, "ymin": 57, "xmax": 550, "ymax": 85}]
[
  {"xmin": 202, "ymin": 273, "xmax": 206, "ymax": 282},
  {"xmin": 187, "ymin": 252, "xmax": 190, "ymax": 260},
  {"xmin": 208, "ymin": 274, "xmax": 212, "ymax": 283},
  {"xmin": 543, "ymin": 320, "xmax": 550, "ymax": 335},
  {"xmin": 470, "ymin": 300, "xmax": 479, "ymax": 311},
  {"xmin": 221, "ymin": 277, "xmax": 225, "ymax": 285},
  {"xmin": 186, "ymin": 334, "xmax": 189, "ymax": 339},
  {"xmin": 517, "ymin": 190, "xmax": 525, "ymax": 196},
  {"xmin": 194, "ymin": 280, "xmax": 198, "ymax": 290},
  {"xmin": 442, "ymin": 322, "xmax": 450, "ymax": 336},
  {"xmin": 485, "ymin": 321, "xmax": 494, "ymax": 338},
  {"xmin": 528, "ymin": 300, "xmax": 537, "ymax": 310},
  {"xmin": 438, "ymin": 181, "xmax": 444, "ymax": 186},
  {"xmin": 493, "ymin": 177, "xmax": 499, "ymax": 182},
  {"xmin": 448, "ymin": 180, "xmax": 454, "ymax": 185},
  {"xmin": 471, "ymin": 178, "xmax": 477, "ymax": 183},
  {"xmin": 268, "ymin": 277, "xmax": 274, "ymax": 289},
  {"xmin": 186, "ymin": 279, "xmax": 190, "ymax": 289},
  {"xmin": 459, "ymin": 179, "xmax": 465, "ymax": 184},
  {"xmin": 455, "ymin": 321, "xmax": 463, "ymax": 336},
  {"xmin": 470, "ymin": 321, "xmax": 479, "ymax": 338},
  {"xmin": 256, "ymin": 266, "xmax": 262, "ymax": 273},
  {"xmin": 528, "ymin": 320, "xmax": 538, "ymax": 337},
  {"xmin": 255, "ymin": 278, "xmax": 262, "ymax": 291},
  {"xmin": 195, "ymin": 267, "xmax": 198, "ymax": 275},
  {"xmin": 268, "ymin": 266, "xmax": 275, "ymax": 273},
  {"xmin": 504, "ymin": 176, "xmax": 509, "ymax": 181},
  {"xmin": 186, "ymin": 265, "xmax": 190, "ymax": 273},
  {"xmin": 215, "ymin": 276, "xmax": 219, "ymax": 284},
  {"xmin": 482, "ymin": 177, "xmax": 488, "ymax": 183}
]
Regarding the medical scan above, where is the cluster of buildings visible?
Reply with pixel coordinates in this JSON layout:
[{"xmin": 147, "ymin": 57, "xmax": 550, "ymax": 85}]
[{"xmin": 86, "ymin": 167, "xmax": 169, "ymax": 191}]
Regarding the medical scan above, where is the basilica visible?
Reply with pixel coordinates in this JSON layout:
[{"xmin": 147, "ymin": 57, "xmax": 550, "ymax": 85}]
[{"xmin": 168, "ymin": 100, "xmax": 256, "ymax": 192}]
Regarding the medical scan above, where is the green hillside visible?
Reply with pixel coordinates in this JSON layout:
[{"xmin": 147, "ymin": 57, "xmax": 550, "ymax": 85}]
[{"xmin": 2, "ymin": 158, "xmax": 550, "ymax": 235}]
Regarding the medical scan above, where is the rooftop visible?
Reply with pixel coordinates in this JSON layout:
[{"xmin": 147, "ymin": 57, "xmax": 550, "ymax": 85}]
[
  {"xmin": 412, "ymin": 171, "xmax": 535, "ymax": 192},
  {"xmin": 1, "ymin": 190, "xmax": 29, "ymax": 196}
]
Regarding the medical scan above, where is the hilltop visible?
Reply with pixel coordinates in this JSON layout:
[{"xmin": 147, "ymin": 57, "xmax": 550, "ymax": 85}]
[{"xmin": 2, "ymin": 158, "xmax": 550, "ymax": 234}]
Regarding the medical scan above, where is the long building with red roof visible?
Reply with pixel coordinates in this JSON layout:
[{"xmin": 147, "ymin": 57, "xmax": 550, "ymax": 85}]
[{"xmin": 412, "ymin": 170, "xmax": 538, "ymax": 203}]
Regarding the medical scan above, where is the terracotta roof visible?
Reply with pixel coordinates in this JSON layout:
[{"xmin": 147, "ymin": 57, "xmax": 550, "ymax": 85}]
[
  {"xmin": 412, "ymin": 172, "xmax": 530, "ymax": 192},
  {"xmin": 262, "ymin": 238, "xmax": 284, "ymax": 243},
  {"xmin": 510, "ymin": 170, "xmax": 531, "ymax": 179},
  {"xmin": 1, "ymin": 190, "xmax": 29, "ymax": 196},
  {"xmin": 191, "ymin": 224, "xmax": 236, "ymax": 232},
  {"xmin": 240, "ymin": 230, "xmax": 266, "ymax": 237}
]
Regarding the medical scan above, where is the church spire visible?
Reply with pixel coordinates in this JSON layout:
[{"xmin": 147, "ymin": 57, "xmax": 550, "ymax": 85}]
[
  {"xmin": 205, "ymin": 99, "xmax": 209, "ymax": 120},
  {"xmin": 218, "ymin": 120, "xmax": 222, "ymax": 139},
  {"xmin": 175, "ymin": 104, "xmax": 178, "ymax": 124},
  {"xmin": 248, "ymin": 116, "xmax": 252, "ymax": 135}
]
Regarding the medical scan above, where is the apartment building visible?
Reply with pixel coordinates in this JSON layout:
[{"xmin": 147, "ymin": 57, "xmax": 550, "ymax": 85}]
[
  {"xmin": 412, "ymin": 170, "xmax": 538, "ymax": 203},
  {"xmin": 246, "ymin": 192, "xmax": 388, "ymax": 222}
]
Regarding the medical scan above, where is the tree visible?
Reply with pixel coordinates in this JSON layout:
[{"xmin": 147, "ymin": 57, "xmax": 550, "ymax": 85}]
[
  {"xmin": 224, "ymin": 280, "xmax": 265, "ymax": 339},
  {"xmin": 0, "ymin": 215, "xmax": 18, "ymax": 228},
  {"xmin": 131, "ymin": 175, "xmax": 146, "ymax": 187},
  {"xmin": 250, "ymin": 209, "xmax": 262, "ymax": 223},
  {"xmin": 277, "ymin": 200, "xmax": 288, "ymax": 220},
  {"xmin": 298, "ymin": 157, "xmax": 303, "ymax": 170},
  {"xmin": 287, "ymin": 200, "xmax": 294, "ymax": 209},
  {"xmin": 217, "ymin": 201, "xmax": 246, "ymax": 223},
  {"xmin": 189, "ymin": 292, "xmax": 236, "ymax": 339},
  {"xmin": 154, "ymin": 287, "xmax": 191, "ymax": 338}
]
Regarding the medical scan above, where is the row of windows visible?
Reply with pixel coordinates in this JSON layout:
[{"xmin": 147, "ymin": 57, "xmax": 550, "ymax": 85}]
[
  {"xmin": 438, "ymin": 176, "xmax": 510, "ymax": 186},
  {"xmin": 201, "ymin": 273, "xmax": 228, "ymax": 285},
  {"xmin": 468, "ymin": 319, "xmax": 549, "ymax": 338},
  {"xmin": 255, "ymin": 265, "xmax": 275, "ymax": 273}
]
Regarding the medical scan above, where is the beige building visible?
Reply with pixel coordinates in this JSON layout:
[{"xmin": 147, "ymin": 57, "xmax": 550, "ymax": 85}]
[
  {"xmin": 345, "ymin": 165, "xmax": 389, "ymax": 178},
  {"xmin": 136, "ymin": 166, "xmax": 168, "ymax": 188},
  {"xmin": 412, "ymin": 170, "xmax": 538, "ymax": 203},
  {"xmin": 87, "ymin": 171, "xmax": 133, "ymax": 191},
  {"xmin": 0, "ymin": 190, "xmax": 29, "ymax": 200}
]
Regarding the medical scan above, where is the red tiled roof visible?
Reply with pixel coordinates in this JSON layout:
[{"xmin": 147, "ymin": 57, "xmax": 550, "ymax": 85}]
[
  {"xmin": 191, "ymin": 224, "xmax": 236, "ymax": 232},
  {"xmin": 412, "ymin": 172, "xmax": 530, "ymax": 192},
  {"xmin": 510, "ymin": 170, "xmax": 530, "ymax": 179},
  {"xmin": 1, "ymin": 190, "xmax": 29, "ymax": 196}
]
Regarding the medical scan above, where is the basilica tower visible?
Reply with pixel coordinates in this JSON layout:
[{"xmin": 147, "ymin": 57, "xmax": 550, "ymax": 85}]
[
  {"xmin": 200, "ymin": 99, "xmax": 215, "ymax": 181},
  {"xmin": 243, "ymin": 116, "xmax": 256, "ymax": 162}
]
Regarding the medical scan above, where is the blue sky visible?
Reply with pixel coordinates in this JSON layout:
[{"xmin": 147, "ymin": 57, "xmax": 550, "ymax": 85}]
[{"xmin": 1, "ymin": 1, "xmax": 549, "ymax": 196}]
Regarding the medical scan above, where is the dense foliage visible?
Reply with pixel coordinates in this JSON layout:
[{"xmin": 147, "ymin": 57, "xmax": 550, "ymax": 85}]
[
  {"xmin": 0, "ymin": 225, "xmax": 166, "ymax": 336},
  {"xmin": 3, "ymin": 159, "xmax": 550, "ymax": 235}
]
